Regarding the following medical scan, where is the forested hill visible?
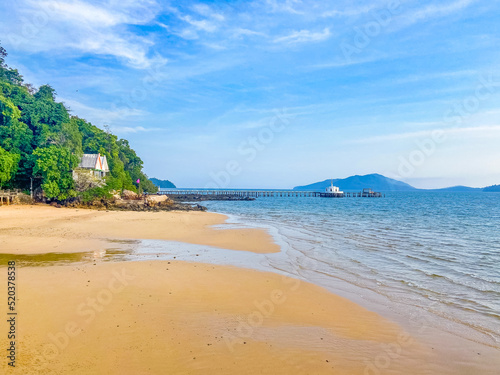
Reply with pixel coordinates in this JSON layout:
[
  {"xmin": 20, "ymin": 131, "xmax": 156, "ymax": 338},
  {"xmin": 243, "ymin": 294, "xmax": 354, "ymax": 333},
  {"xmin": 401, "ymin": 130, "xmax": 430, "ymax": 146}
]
[
  {"xmin": 0, "ymin": 43, "xmax": 157, "ymax": 200},
  {"xmin": 149, "ymin": 178, "xmax": 176, "ymax": 189},
  {"xmin": 294, "ymin": 174, "xmax": 417, "ymax": 191},
  {"xmin": 483, "ymin": 185, "xmax": 500, "ymax": 192}
]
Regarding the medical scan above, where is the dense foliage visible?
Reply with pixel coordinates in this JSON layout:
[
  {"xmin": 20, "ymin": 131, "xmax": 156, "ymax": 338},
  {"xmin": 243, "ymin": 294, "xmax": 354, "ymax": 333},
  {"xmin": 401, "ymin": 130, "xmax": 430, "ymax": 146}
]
[{"xmin": 0, "ymin": 43, "xmax": 157, "ymax": 199}]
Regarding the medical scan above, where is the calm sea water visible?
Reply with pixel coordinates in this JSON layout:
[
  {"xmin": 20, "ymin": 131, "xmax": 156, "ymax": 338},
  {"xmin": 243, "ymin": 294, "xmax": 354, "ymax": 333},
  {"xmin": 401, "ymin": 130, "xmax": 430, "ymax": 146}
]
[{"xmin": 202, "ymin": 192, "xmax": 500, "ymax": 346}]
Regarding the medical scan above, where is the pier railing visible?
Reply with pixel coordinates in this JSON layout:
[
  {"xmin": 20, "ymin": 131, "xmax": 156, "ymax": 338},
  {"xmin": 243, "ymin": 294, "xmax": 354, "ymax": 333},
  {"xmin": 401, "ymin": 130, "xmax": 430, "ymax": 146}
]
[{"xmin": 157, "ymin": 189, "xmax": 383, "ymax": 198}]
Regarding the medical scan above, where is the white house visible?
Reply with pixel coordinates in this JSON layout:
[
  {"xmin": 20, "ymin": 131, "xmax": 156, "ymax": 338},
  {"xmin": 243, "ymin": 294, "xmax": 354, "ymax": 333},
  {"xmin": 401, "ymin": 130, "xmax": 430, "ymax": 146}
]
[{"xmin": 75, "ymin": 153, "xmax": 110, "ymax": 179}]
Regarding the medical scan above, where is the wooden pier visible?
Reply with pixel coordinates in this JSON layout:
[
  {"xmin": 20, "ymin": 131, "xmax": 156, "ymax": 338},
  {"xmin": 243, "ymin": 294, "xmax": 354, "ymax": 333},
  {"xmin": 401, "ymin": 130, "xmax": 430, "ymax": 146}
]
[{"xmin": 158, "ymin": 188, "xmax": 383, "ymax": 198}]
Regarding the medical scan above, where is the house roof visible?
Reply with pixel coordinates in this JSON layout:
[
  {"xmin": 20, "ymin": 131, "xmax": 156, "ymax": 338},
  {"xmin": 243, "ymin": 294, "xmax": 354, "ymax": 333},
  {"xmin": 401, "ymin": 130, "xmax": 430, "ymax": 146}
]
[
  {"xmin": 100, "ymin": 155, "xmax": 110, "ymax": 172},
  {"xmin": 78, "ymin": 154, "xmax": 110, "ymax": 172}
]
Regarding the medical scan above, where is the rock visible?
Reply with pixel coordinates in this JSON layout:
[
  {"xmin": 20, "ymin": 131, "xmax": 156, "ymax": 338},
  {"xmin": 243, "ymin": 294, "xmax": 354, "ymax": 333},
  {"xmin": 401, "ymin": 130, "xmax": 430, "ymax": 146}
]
[
  {"xmin": 145, "ymin": 195, "xmax": 174, "ymax": 208},
  {"xmin": 12, "ymin": 193, "xmax": 33, "ymax": 205},
  {"xmin": 146, "ymin": 195, "xmax": 169, "ymax": 204},
  {"xmin": 122, "ymin": 190, "xmax": 138, "ymax": 200}
]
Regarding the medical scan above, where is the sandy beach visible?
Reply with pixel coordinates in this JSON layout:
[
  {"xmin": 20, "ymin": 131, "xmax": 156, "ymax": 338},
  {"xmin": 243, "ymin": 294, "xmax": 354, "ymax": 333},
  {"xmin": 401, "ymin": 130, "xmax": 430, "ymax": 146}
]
[
  {"xmin": 0, "ymin": 205, "xmax": 280, "ymax": 254},
  {"xmin": 0, "ymin": 205, "xmax": 491, "ymax": 374},
  {"xmin": 0, "ymin": 260, "xmax": 433, "ymax": 375}
]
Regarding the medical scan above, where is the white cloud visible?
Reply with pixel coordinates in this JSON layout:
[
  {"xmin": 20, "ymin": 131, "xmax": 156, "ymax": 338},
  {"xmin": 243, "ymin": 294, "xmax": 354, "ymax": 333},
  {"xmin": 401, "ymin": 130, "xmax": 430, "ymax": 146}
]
[
  {"xmin": 274, "ymin": 27, "xmax": 331, "ymax": 44},
  {"xmin": 310, "ymin": 55, "xmax": 384, "ymax": 69},
  {"xmin": 232, "ymin": 28, "xmax": 267, "ymax": 38},
  {"xmin": 60, "ymin": 97, "xmax": 147, "ymax": 126},
  {"xmin": 173, "ymin": 4, "xmax": 227, "ymax": 40},
  {"xmin": 394, "ymin": 0, "xmax": 477, "ymax": 28},
  {"xmin": 391, "ymin": 70, "xmax": 477, "ymax": 84},
  {"xmin": 265, "ymin": 0, "xmax": 304, "ymax": 15},
  {"xmin": 180, "ymin": 15, "xmax": 218, "ymax": 32},
  {"xmin": 191, "ymin": 3, "xmax": 225, "ymax": 22},
  {"xmin": 38, "ymin": 0, "xmax": 127, "ymax": 27},
  {"xmin": 111, "ymin": 125, "xmax": 162, "ymax": 133},
  {"xmin": 322, "ymin": 3, "xmax": 383, "ymax": 18},
  {"xmin": 4, "ymin": 0, "xmax": 163, "ymax": 68},
  {"xmin": 349, "ymin": 125, "xmax": 500, "ymax": 144}
]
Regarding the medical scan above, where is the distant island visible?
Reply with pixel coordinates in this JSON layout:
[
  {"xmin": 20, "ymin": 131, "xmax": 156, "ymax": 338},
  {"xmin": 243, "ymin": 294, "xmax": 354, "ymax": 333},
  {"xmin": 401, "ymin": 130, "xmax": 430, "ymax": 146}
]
[
  {"xmin": 294, "ymin": 174, "xmax": 496, "ymax": 192},
  {"xmin": 150, "ymin": 178, "xmax": 176, "ymax": 189},
  {"xmin": 483, "ymin": 184, "xmax": 500, "ymax": 192},
  {"xmin": 294, "ymin": 174, "xmax": 416, "ymax": 192}
]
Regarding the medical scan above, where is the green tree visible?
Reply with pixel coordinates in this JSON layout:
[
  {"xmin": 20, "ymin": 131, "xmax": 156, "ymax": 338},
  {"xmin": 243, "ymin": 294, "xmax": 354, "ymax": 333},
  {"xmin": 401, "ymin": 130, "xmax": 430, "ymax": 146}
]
[
  {"xmin": 34, "ymin": 85, "xmax": 56, "ymax": 101},
  {"xmin": 0, "ymin": 44, "xmax": 6, "ymax": 67},
  {"xmin": 0, "ymin": 146, "xmax": 19, "ymax": 188},
  {"xmin": 1, "ymin": 42, "xmax": 162, "ymax": 199},
  {"xmin": 0, "ymin": 43, "xmax": 23, "ymax": 85},
  {"xmin": 0, "ymin": 82, "xmax": 35, "ymax": 188},
  {"xmin": 33, "ymin": 146, "xmax": 78, "ymax": 200}
]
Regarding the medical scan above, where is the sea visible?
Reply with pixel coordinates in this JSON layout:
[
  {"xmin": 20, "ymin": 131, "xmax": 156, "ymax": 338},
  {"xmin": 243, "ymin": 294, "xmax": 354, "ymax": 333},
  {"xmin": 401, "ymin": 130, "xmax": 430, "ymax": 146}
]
[{"xmin": 199, "ymin": 191, "xmax": 500, "ymax": 351}]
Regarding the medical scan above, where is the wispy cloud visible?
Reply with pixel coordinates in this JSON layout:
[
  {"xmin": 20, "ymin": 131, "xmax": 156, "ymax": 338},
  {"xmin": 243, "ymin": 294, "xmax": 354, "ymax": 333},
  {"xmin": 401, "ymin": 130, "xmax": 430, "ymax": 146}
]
[
  {"xmin": 321, "ymin": 3, "xmax": 384, "ymax": 18},
  {"xmin": 390, "ymin": 70, "xmax": 477, "ymax": 84},
  {"xmin": 265, "ymin": 0, "xmax": 304, "ymax": 15},
  {"xmin": 179, "ymin": 15, "xmax": 218, "ymax": 33},
  {"xmin": 191, "ymin": 3, "xmax": 225, "ymax": 22},
  {"xmin": 111, "ymin": 125, "xmax": 162, "ymax": 133},
  {"xmin": 166, "ymin": 3, "xmax": 226, "ymax": 40},
  {"xmin": 61, "ymin": 98, "xmax": 147, "ymax": 126},
  {"xmin": 232, "ymin": 28, "xmax": 267, "ymax": 39},
  {"xmin": 274, "ymin": 27, "xmax": 331, "ymax": 44},
  {"xmin": 310, "ymin": 55, "xmax": 384, "ymax": 69},
  {"xmin": 394, "ymin": 0, "xmax": 477, "ymax": 28},
  {"xmin": 349, "ymin": 125, "xmax": 500, "ymax": 144},
  {"xmin": 4, "ymin": 0, "xmax": 164, "ymax": 68}
]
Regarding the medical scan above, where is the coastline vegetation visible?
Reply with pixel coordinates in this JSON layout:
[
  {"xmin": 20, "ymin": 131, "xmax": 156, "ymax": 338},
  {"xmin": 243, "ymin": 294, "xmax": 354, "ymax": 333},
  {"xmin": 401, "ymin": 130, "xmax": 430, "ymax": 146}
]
[{"xmin": 0, "ymin": 43, "xmax": 157, "ymax": 201}]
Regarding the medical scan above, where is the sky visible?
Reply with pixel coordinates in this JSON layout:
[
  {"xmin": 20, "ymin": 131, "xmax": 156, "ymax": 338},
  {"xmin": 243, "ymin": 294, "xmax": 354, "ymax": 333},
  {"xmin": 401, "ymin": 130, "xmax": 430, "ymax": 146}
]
[{"xmin": 1, "ymin": 0, "xmax": 499, "ymax": 189}]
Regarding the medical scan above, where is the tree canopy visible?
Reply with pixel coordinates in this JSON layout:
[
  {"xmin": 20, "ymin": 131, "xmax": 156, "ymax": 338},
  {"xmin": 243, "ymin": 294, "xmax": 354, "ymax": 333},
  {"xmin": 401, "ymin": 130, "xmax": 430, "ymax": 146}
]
[
  {"xmin": 0, "ymin": 42, "xmax": 157, "ymax": 199},
  {"xmin": 0, "ymin": 146, "xmax": 19, "ymax": 188}
]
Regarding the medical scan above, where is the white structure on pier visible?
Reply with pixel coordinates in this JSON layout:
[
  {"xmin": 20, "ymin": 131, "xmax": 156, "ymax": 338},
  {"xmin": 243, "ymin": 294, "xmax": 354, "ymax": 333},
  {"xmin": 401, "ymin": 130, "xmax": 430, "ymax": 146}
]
[{"xmin": 325, "ymin": 180, "xmax": 343, "ymax": 194}]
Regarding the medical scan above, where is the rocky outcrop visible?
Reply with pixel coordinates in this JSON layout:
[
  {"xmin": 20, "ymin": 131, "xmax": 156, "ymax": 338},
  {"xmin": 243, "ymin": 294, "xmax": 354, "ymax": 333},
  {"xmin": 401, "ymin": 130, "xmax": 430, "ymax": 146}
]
[{"xmin": 122, "ymin": 190, "xmax": 139, "ymax": 200}]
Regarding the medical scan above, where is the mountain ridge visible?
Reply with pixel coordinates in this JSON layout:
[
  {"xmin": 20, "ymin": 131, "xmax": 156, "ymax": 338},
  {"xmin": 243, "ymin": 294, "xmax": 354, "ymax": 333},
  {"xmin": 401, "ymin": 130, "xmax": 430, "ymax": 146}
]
[{"xmin": 293, "ymin": 174, "xmax": 493, "ymax": 192}]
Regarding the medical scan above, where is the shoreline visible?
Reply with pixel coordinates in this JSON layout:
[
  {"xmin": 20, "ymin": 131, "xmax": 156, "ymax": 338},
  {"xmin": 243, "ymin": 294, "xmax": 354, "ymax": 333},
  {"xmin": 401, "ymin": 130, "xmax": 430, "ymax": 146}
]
[
  {"xmin": 0, "ymin": 205, "xmax": 280, "ymax": 255},
  {"xmin": 0, "ymin": 205, "xmax": 499, "ymax": 374}
]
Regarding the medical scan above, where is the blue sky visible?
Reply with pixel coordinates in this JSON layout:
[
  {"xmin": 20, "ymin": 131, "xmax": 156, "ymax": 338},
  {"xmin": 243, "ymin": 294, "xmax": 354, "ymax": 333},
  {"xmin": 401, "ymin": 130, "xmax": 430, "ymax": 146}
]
[{"xmin": 1, "ymin": 0, "xmax": 500, "ymax": 188}]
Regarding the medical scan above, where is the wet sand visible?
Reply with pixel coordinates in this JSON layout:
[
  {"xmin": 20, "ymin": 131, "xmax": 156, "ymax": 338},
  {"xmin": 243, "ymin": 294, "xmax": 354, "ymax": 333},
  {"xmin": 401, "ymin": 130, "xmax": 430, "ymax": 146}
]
[
  {"xmin": 0, "ymin": 205, "xmax": 279, "ymax": 254},
  {"xmin": 0, "ymin": 260, "xmax": 438, "ymax": 375}
]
